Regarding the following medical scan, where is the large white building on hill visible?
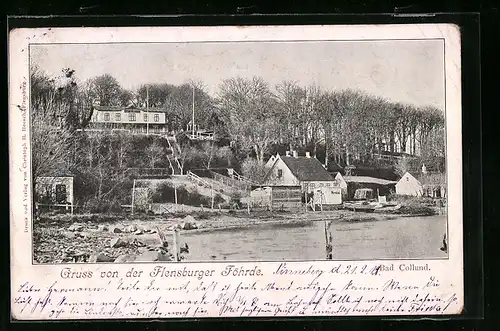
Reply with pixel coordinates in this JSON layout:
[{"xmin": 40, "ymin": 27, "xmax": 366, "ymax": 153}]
[{"xmin": 88, "ymin": 105, "xmax": 168, "ymax": 134}]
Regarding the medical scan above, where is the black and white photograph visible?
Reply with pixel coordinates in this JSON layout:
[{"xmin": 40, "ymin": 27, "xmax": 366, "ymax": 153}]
[{"xmin": 29, "ymin": 38, "xmax": 448, "ymax": 264}]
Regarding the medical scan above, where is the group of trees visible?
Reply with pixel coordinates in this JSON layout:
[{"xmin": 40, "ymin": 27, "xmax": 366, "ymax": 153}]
[
  {"xmin": 216, "ymin": 77, "xmax": 445, "ymax": 172},
  {"xmin": 30, "ymin": 66, "xmax": 445, "ymax": 209}
]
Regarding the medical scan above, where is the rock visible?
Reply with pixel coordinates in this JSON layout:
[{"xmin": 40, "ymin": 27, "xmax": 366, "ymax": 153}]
[
  {"xmin": 180, "ymin": 215, "xmax": 198, "ymax": 230},
  {"xmin": 89, "ymin": 253, "xmax": 115, "ymax": 263},
  {"xmin": 150, "ymin": 229, "xmax": 158, "ymax": 234},
  {"xmin": 180, "ymin": 222, "xmax": 198, "ymax": 230},
  {"xmin": 123, "ymin": 225, "xmax": 138, "ymax": 233},
  {"xmin": 110, "ymin": 227, "xmax": 122, "ymax": 233},
  {"xmin": 114, "ymin": 254, "xmax": 136, "ymax": 263},
  {"xmin": 110, "ymin": 237, "xmax": 129, "ymax": 248},
  {"xmin": 134, "ymin": 229, "xmax": 143, "ymax": 235},
  {"xmin": 68, "ymin": 223, "xmax": 84, "ymax": 232},
  {"xmin": 130, "ymin": 239, "xmax": 146, "ymax": 248},
  {"xmin": 183, "ymin": 215, "xmax": 196, "ymax": 223},
  {"xmin": 75, "ymin": 232, "xmax": 87, "ymax": 239},
  {"xmin": 167, "ymin": 224, "xmax": 181, "ymax": 231},
  {"xmin": 98, "ymin": 225, "xmax": 109, "ymax": 232},
  {"xmin": 63, "ymin": 231, "xmax": 76, "ymax": 239},
  {"xmin": 71, "ymin": 252, "xmax": 90, "ymax": 262},
  {"xmin": 135, "ymin": 250, "xmax": 172, "ymax": 262}
]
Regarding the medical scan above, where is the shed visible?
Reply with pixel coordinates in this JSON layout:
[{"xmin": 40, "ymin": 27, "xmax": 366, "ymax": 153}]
[
  {"xmin": 396, "ymin": 171, "xmax": 446, "ymax": 198},
  {"xmin": 331, "ymin": 172, "xmax": 348, "ymax": 199},
  {"xmin": 395, "ymin": 172, "xmax": 423, "ymax": 196},
  {"xmin": 35, "ymin": 176, "xmax": 74, "ymax": 212},
  {"xmin": 343, "ymin": 176, "xmax": 397, "ymax": 200},
  {"xmin": 250, "ymin": 185, "xmax": 302, "ymax": 210}
]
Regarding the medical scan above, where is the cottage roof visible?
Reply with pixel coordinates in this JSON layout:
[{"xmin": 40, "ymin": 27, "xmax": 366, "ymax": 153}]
[
  {"xmin": 409, "ymin": 171, "xmax": 446, "ymax": 186},
  {"xmin": 344, "ymin": 176, "xmax": 397, "ymax": 186},
  {"xmin": 280, "ymin": 156, "xmax": 334, "ymax": 181}
]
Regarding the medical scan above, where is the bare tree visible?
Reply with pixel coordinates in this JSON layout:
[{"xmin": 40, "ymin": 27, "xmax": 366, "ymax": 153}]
[
  {"xmin": 146, "ymin": 138, "xmax": 165, "ymax": 168},
  {"xmin": 394, "ymin": 156, "xmax": 411, "ymax": 177},
  {"xmin": 240, "ymin": 157, "xmax": 269, "ymax": 184},
  {"xmin": 217, "ymin": 76, "xmax": 279, "ymax": 164},
  {"xmin": 87, "ymin": 74, "xmax": 125, "ymax": 106}
]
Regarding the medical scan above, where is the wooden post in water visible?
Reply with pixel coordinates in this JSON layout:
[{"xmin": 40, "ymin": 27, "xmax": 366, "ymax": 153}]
[
  {"xmin": 131, "ymin": 179, "xmax": 136, "ymax": 215},
  {"xmin": 304, "ymin": 190, "xmax": 308, "ymax": 212},
  {"xmin": 174, "ymin": 182, "xmax": 178, "ymax": 205},
  {"xmin": 172, "ymin": 228, "xmax": 180, "ymax": 262},
  {"xmin": 324, "ymin": 220, "xmax": 332, "ymax": 260},
  {"xmin": 247, "ymin": 201, "xmax": 250, "ymax": 214},
  {"xmin": 211, "ymin": 185, "xmax": 214, "ymax": 209}
]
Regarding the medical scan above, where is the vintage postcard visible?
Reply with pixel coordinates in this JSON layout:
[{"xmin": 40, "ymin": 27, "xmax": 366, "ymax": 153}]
[{"xmin": 9, "ymin": 24, "xmax": 463, "ymax": 320}]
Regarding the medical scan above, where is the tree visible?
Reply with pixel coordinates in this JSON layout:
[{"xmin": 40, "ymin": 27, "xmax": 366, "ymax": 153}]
[
  {"xmin": 217, "ymin": 76, "xmax": 279, "ymax": 164},
  {"xmin": 200, "ymin": 141, "xmax": 217, "ymax": 169},
  {"xmin": 216, "ymin": 146, "xmax": 234, "ymax": 167},
  {"xmin": 240, "ymin": 157, "xmax": 269, "ymax": 184},
  {"xmin": 146, "ymin": 138, "xmax": 165, "ymax": 168},
  {"xmin": 87, "ymin": 74, "xmax": 126, "ymax": 106},
  {"xmin": 394, "ymin": 157, "xmax": 411, "ymax": 177},
  {"xmin": 30, "ymin": 67, "xmax": 76, "ymax": 181},
  {"xmin": 111, "ymin": 132, "xmax": 134, "ymax": 169},
  {"xmin": 275, "ymin": 81, "xmax": 306, "ymax": 150}
]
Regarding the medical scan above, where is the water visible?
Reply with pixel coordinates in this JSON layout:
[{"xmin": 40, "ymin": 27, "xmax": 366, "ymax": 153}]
[{"xmin": 180, "ymin": 215, "xmax": 448, "ymax": 261}]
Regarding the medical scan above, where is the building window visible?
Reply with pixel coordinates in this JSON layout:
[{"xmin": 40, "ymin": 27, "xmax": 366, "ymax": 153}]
[
  {"xmin": 310, "ymin": 183, "xmax": 316, "ymax": 189},
  {"xmin": 277, "ymin": 169, "xmax": 283, "ymax": 178},
  {"xmin": 129, "ymin": 113, "xmax": 136, "ymax": 121},
  {"xmin": 115, "ymin": 113, "xmax": 121, "ymax": 121},
  {"xmin": 104, "ymin": 113, "xmax": 110, "ymax": 121},
  {"xmin": 144, "ymin": 114, "xmax": 148, "ymax": 122},
  {"xmin": 154, "ymin": 114, "xmax": 159, "ymax": 122}
]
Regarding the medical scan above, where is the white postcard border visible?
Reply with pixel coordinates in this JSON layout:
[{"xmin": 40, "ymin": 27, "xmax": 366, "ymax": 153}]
[{"xmin": 9, "ymin": 24, "xmax": 463, "ymax": 320}]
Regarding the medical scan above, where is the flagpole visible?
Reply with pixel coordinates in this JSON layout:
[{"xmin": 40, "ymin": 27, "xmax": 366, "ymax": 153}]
[
  {"xmin": 146, "ymin": 86, "xmax": 149, "ymax": 135},
  {"xmin": 192, "ymin": 84, "xmax": 195, "ymax": 138}
]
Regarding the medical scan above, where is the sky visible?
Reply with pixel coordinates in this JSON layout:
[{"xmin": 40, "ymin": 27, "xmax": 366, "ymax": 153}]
[{"xmin": 30, "ymin": 40, "xmax": 445, "ymax": 110}]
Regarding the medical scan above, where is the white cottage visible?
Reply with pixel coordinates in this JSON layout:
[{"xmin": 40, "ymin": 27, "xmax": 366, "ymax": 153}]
[
  {"xmin": 395, "ymin": 172, "xmax": 424, "ymax": 196},
  {"xmin": 262, "ymin": 151, "xmax": 342, "ymax": 205},
  {"xmin": 396, "ymin": 171, "xmax": 446, "ymax": 198},
  {"xmin": 332, "ymin": 172, "xmax": 348, "ymax": 199}
]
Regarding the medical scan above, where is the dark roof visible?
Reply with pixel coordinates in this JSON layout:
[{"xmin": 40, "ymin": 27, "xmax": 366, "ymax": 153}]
[
  {"xmin": 408, "ymin": 171, "xmax": 446, "ymax": 186},
  {"xmin": 281, "ymin": 156, "xmax": 334, "ymax": 181}
]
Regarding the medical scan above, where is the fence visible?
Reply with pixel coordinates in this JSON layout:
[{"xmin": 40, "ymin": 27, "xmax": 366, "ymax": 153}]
[
  {"xmin": 211, "ymin": 172, "xmax": 253, "ymax": 192},
  {"xmin": 249, "ymin": 186, "xmax": 302, "ymax": 211}
]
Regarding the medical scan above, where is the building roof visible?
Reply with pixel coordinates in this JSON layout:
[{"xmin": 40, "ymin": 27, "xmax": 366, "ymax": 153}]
[
  {"xmin": 93, "ymin": 105, "xmax": 168, "ymax": 113},
  {"xmin": 406, "ymin": 171, "xmax": 446, "ymax": 186},
  {"xmin": 280, "ymin": 156, "xmax": 334, "ymax": 181},
  {"xmin": 344, "ymin": 176, "xmax": 397, "ymax": 185}
]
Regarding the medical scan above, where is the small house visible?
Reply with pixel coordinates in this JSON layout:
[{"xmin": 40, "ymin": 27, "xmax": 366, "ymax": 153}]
[
  {"xmin": 395, "ymin": 172, "xmax": 423, "ymax": 196},
  {"xmin": 343, "ymin": 176, "xmax": 397, "ymax": 200},
  {"xmin": 331, "ymin": 172, "xmax": 348, "ymax": 199},
  {"xmin": 261, "ymin": 151, "xmax": 342, "ymax": 205},
  {"xmin": 35, "ymin": 176, "xmax": 74, "ymax": 212},
  {"xmin": 396, "ymin": 171, "xmax": 446, "ymax": 198}
]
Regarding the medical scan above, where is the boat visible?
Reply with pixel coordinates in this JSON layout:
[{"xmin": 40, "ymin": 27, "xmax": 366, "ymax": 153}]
[{"xmin": 343, "ymin": 202, "xmax": 377, "ymax": 212}]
